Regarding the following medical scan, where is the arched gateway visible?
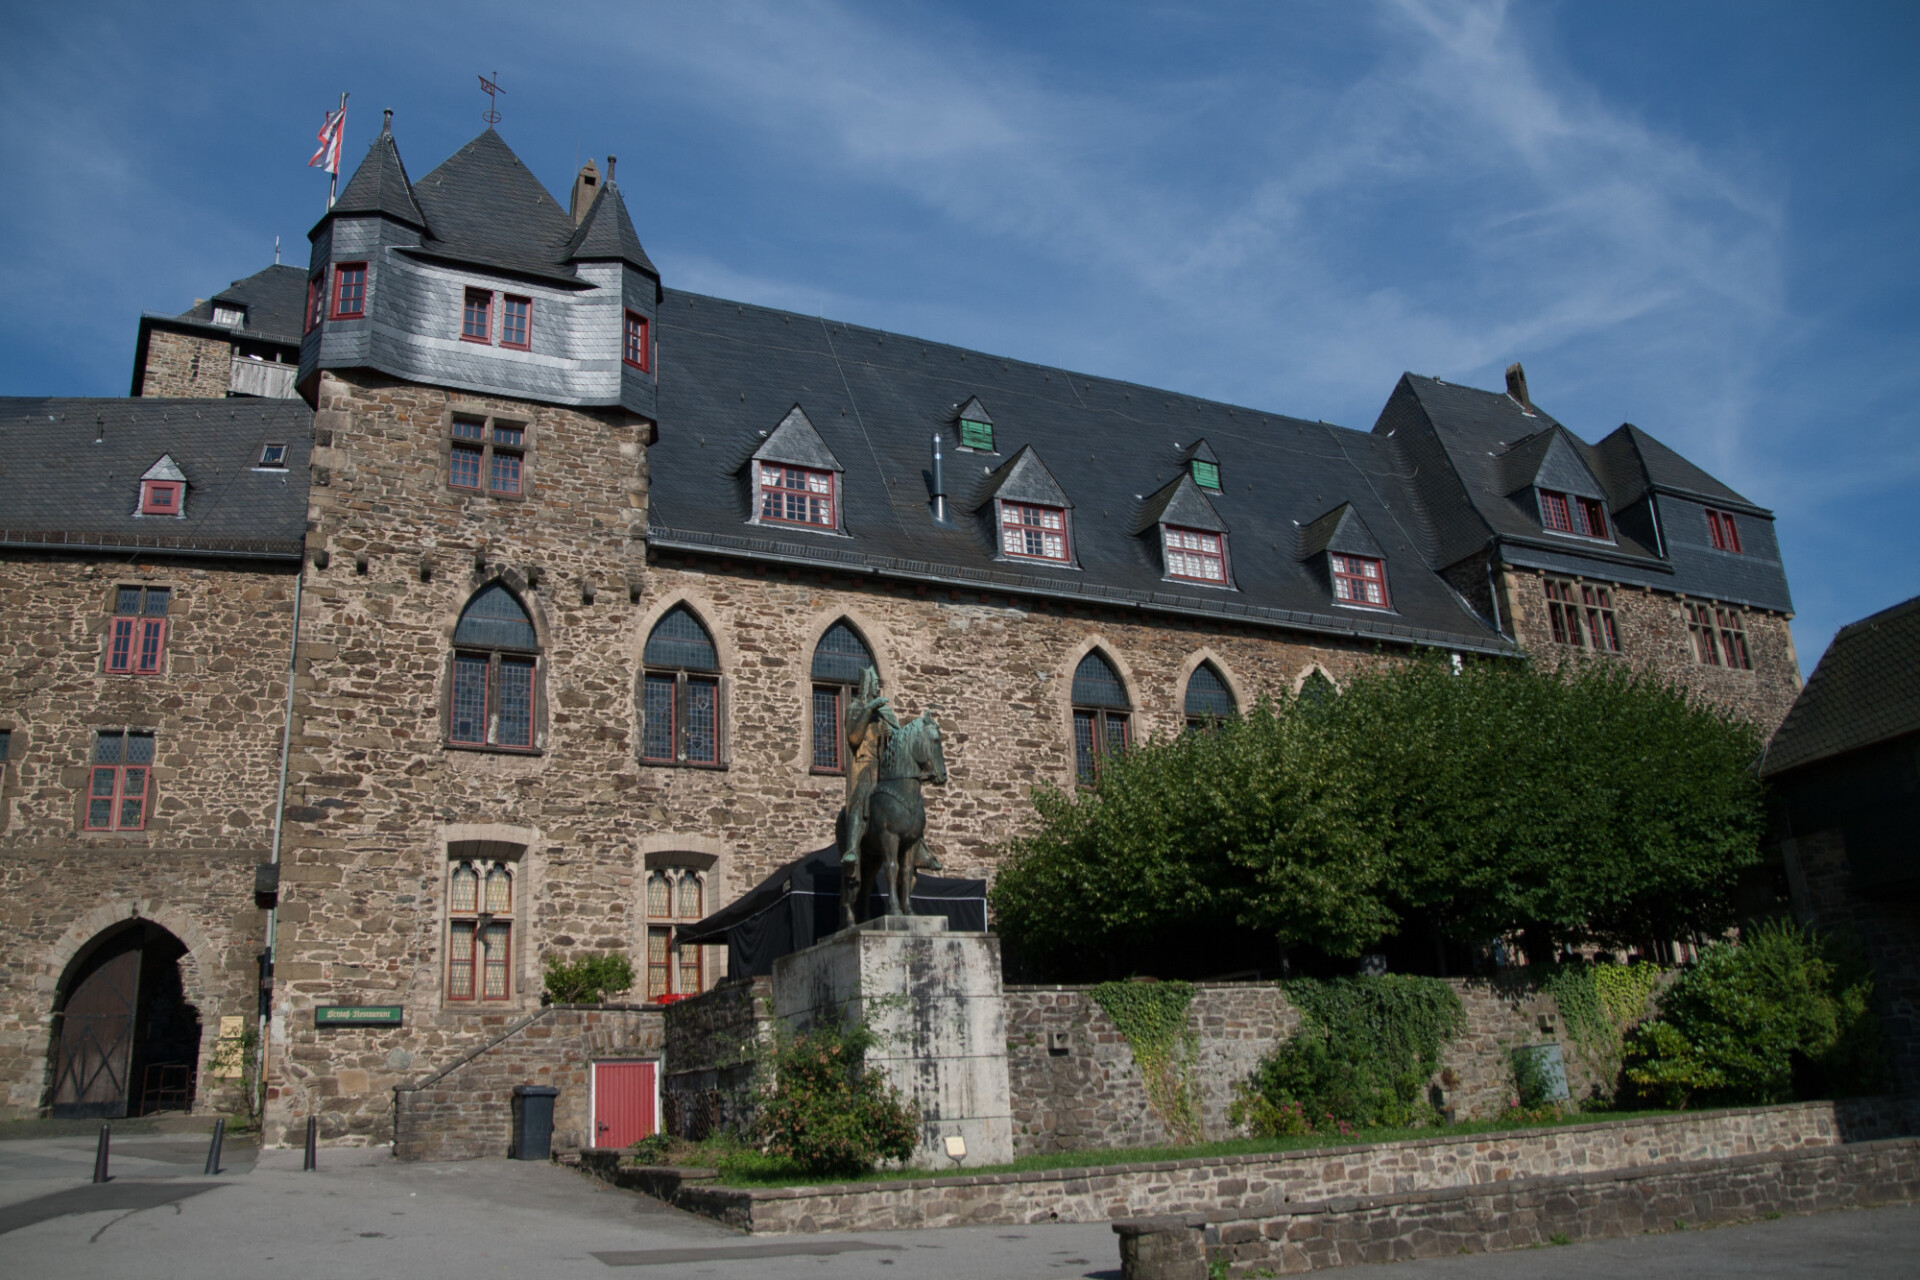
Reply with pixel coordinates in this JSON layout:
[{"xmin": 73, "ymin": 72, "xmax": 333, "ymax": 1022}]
[{"xmin": 48, "ymin": 921, "xmax": 202, "ymax": 1118}]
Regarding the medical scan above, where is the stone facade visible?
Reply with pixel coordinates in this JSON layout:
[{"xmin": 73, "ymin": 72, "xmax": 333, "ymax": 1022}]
[
  {"xmin": 137, "ymin": 329, "xmax": 235, "ymax": 399},
  {"xmin": 661, "ymin": 975, "xmax": 774, "ymax": 1140},
  {"xmin": 392, "ymin": 1004, "xmax": 661, "ymax": 1161},
  {"xmin": 0, "ymin": 553, "xmax": 296, "ymax": 1118},
  {"xmin": 1498, "ymin": 564, "xmax": 1801, "ymax": 737},
  {"xmin": 663, "ymin": 1096, "xmax": 1918, "ymax": 1234},
  {"xmin": 265, "ymin": 368, "xmax": 651, "ymax": 1143},
  {"xmin": 1121, "ymin": 1136, "xmax": 1920, "ymax": 1278}
]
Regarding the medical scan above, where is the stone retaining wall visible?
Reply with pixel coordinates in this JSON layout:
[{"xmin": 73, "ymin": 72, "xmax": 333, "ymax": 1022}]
[
  {"xmin": 1120, "ymin": 1136, "xmax": 1920, "ymax": 1277},
  {"xmin": 658, "ymin": 1096, "xmax": 1919, "ymax": 1234},
  {"xmin": 1003, "ymin": 976, "xmax": 1598, "ymax": 1154},
  {"xmin": 392, "ymin": 1004, "xmax": 660, "ymax": 1162},
  {"xmin": 661, "ymin": 977, "xmax": 774, "ymax": 1140}
]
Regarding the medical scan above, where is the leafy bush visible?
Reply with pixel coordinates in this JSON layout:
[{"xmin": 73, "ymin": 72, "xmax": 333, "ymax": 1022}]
[
  {"xmin": 542, "ymin": 952, "xmax": 635, "ymax": 1004},
  {"xmin": 1623, "ymin": 921, "xmax": 1884, "ymax": 1109},
  {"xmin": 1235, "ymin": 976, "xmax": 1464, "ymax": 1131},
  {"xmin": 756, "ymin": 1020, "xmax": 919, "ymax": 1177}
]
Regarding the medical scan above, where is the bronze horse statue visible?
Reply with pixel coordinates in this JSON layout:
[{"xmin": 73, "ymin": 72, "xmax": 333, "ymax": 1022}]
[{"xmin": 838, "ymin": 711, "xmax": 947, "ymax": 927}]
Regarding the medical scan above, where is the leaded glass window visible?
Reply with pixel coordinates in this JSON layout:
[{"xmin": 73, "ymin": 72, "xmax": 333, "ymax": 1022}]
[
  {"xmin": 642, "ymin": 607, "xmax": 722, "ymax": 766},
  {"xmin": 447, "ymin": 859, "xmax": 514, "ymax": 1003},
  {"xmin": 810, "ymin": 621, "xmax": 875, "ymax": 773},
  {"xmin": 1184, "ymin": 663, "xmax": 1237, "ymax": 730},
  {"xmin": 449, "ymin": 584, "xmax": 539, "ymax": 750},
  {"xmin": 1071, "ymin": 650, "xmax": 1130, "ymax": 783}
]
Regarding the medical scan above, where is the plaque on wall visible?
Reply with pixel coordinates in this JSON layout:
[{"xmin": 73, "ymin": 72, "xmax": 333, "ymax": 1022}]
[{"xmin": 315, "ymin": 1005, "xmax": 404, "ymax": 1028}]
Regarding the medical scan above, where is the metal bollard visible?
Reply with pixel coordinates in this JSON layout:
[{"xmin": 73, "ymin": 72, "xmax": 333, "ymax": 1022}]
[
  {"xmin": 302, "ymin": 1115, "xmax": 317, "ymax": 1171},
  {"xmin": 92, "ymin": 1123, "xmax": 111, "ymax": 1184},
  {"xmin": 203, "ymin": 1117, "xmax": 226, "ymax": 1176}
]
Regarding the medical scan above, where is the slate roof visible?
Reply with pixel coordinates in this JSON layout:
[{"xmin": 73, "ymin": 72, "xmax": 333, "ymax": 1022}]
[
  {"xmin": 174, "ymin": 265, "xmax": 310, "ymax": 346},
  {"xmin": 330, "ymin": 126, "xmax": 427, "ymax": 228},
  {"xmin": 564, "ymin": 183, "xmax": 659, "ymax": 279},
  {"xmin": 646, "ymin": 294, "xmax": 1514, "ymax": 654},
  {"xmin": 404, "ymin": 129, "xmax": 580, "ymax": 281},
  {"xmin": 1760, "ymin": 595, "xmax": 1920, "ymax": 777},
  {"xmin": 0, "ymin": 398, "xmax": 311, "ymax": 559}
]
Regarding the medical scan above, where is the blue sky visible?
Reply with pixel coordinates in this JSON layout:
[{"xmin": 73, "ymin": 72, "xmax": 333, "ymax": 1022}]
[{"xmin": 2, "ymin": 1, "xmax": 1913, "ymax": 673}]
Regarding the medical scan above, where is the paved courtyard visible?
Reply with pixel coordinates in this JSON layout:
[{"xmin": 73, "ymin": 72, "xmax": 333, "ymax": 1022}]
[{"xmin": 1, "ymin": 1126, "xmax": 1915, "ymax": 1279}]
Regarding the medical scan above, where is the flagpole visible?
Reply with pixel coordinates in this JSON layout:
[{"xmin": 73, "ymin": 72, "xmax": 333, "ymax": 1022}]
[{"xmin": 327, "ymin": 92, "xmax": 348, "ymax": 210}]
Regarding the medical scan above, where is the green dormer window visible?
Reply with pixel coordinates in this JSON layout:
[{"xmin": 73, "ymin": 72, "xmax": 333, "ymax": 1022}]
[
  {"xmin": 1191, "ymin": 459, "xmax": 1221, "ymax": 490},
  {"xmin": 959, "ymin": 418, "xmax": 994, "ymax": 451}
]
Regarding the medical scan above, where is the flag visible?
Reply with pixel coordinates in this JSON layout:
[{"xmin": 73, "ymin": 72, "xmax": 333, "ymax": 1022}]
[{"xmin": 309, "ymin": 106, "xmax": 346, "ymax": 174}]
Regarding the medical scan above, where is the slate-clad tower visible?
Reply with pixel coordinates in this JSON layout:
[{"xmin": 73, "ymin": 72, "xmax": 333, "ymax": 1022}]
[{"xmin": 278, "ymin": 120, "xmax": 658, "ymax": 1141}]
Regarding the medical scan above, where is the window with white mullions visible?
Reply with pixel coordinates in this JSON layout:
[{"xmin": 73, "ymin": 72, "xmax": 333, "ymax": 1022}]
[
  {"xmin": 1163, "ymin": 526, "xmax": 1226, "ymax": 584},
  {"xmin": 758, "ymin": 464, "xmax": 835, "ymax": 527},
  {"xmin": 1000, "ymin": 501, "xmax": 1069, "ymax": 561},
  {"xmin": 1331, "ymin": 554, "xmax": 1389, "ymax": 608},
  {"xmin": 646, "ymin": 868, "xmax": 706, "ymax": 999}
]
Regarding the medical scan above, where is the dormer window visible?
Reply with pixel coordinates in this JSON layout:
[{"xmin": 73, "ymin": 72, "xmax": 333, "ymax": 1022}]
[
  {"xmin": 140, "ymin": 480, "xmax": 183, "ymax": 516},
  {"xmin": 258, "ymin": 443, "xmax": 287, "ymax": 469},
  {"xmin": 212, "ymin": 304, "xmax": 245, "ymax": 328},
  {"xmin": 1706, "ymin": 509, "xmax": 1743, "ymax": 553},
  {"xmin": 1539, "ymin": 489, "xmax": 1608, "ymax": 540},
  {"xmin": 759, "ymin": 465, "xmax": 835, "ymax": 528},
  {"xmin": 958, "ymin": 419, "xmax": 994, "ymax": 451},
  {"xmin": 1191, "ymin": 459, "xmax": 1221, "ymax": 490},
  {"xmin": 1331, "ymin": 553, "xmax": 1389, "ymax": 608},
  {"xmin": 1163, "ymin": 527, "xmax": 1226, "ymax": 584},
  {"xmin": 1000, "ymin": 502, "xmax": 1069, "ymax": 561}
]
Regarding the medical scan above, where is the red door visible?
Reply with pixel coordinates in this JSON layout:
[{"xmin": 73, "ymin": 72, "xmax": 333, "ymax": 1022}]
[{"xmin": 593, "ymin": 1060, "xmax": 655, "ymax": 1149}]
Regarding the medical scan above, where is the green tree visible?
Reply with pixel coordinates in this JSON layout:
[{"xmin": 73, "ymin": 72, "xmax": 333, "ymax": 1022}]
[
  {"xmin": 542, "ymin": 952, "xmax": 635, "ymax": 1004},
  {"xmin": 991, "ymin": 653, "xmax": 1766, "ymax": 977},
  {"xmin": 756, "ymin": 1020, "xmax": 919, "ymax": 1177}
]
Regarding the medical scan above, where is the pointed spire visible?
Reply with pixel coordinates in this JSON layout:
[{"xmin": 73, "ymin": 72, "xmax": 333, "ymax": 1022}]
[
  {"xmin": 328, "ymin": 121, "xmax": 426, "ymax": 230},
  {"xmin": 564, "ymin": 180, "xmax": 658, "ymax": 278}
]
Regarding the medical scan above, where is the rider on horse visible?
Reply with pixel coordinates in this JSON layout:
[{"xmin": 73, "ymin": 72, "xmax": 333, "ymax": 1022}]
[{"xmin": 841, "ymin": 667, "xmax": 898, "ymax": 866}]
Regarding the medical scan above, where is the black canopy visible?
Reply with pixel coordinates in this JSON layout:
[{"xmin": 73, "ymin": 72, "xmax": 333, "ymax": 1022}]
[{"xmin": 676, "ymin": 846, "xmax": 988, "ymax": 979}]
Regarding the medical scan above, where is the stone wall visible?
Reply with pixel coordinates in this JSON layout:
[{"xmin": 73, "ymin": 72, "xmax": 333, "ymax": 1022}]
[
  {"xmin": 1499, "ymin": 565, "xmax": 1801, "ymax": 737},
  {"xmin": 140, "ymin": 329, "xmax": 234, "ymax": 398},
  {"xmin": 661, "ymin": 976, "xmax": 773, "ymax": 1140},
  {"xmin": 267, "ymin": 369, "xmax": 653, "ymax": 1144},
  {"xmin": 1122, "ymin": 1137, "xmax": 1920, "ymax": 1277},
  {"xmin": 392, "ymin": 1004, "xmax": 661, "ymax": 1161},
  {"xmin": 1001, "ymin": 977, "xmax": 1592, "ymax": 1155},
  {"xmin": 670, "ymin": 1097, "xmax": 1919, "ymax": 1234},
  {"xmin": 0, "ymin": 552, "xmax": 295, "ymax": 1118}
]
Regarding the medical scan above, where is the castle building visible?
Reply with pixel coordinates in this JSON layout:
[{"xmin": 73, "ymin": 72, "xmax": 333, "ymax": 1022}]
[
  {"xmin": 0, "ymin": 119, "xmax": 1798, "ymax": 1138},
  {"xmin": 131, "ymin": 263, "xmax": 307, "ymax": 400}
]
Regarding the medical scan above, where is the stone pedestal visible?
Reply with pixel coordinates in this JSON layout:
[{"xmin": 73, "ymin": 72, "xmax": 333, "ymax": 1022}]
[{"xmin": 772, "ymin": 915, "xmax": 1013, "ymax": 1170}]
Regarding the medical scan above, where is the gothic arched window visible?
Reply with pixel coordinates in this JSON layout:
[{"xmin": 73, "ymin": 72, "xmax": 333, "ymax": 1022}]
[
  {"xmin": 447, "ymin": 857, "xmax": 514, "ymax": 1002},
  {"xmin": 449, "ymin": 583, "xmax": 540, "ymax": 750},
  {"xmin": 810, "ymin": 620, "xmax": 875, "ymax": 773},
  {"xmin": 1184, "ymin": 662, "xmax": 1237, "ymax": 731},
  {"xmin": 647, "ymin": 866, "xmax": 707, "ymax": 999},
  {"xmin": 642, "ymin": 606, "xmax": 723, "ymax": 766},
  {"xmin": 1071, "ymin": 649, "xmax": 1131, "ymax": 783}
]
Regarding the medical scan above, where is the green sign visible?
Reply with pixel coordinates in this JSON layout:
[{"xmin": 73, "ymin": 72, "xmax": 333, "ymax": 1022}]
[{"xmin": 315, "ymin": 1005, "xmax": 404, "ymax": 1028}]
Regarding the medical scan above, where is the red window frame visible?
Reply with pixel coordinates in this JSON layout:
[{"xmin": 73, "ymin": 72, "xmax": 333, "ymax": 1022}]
[
  {"xmin": 446, "ymin": 861, "xmax": 514, "ymax": 1003},
  {"xmin": 1331, "ymin": 553, "xmax": 1390, "ymax": 608},
  {"xmin": 999, "ymin": 501, "xmax": 1070, "ymax": 562},
  {"xmin": 449, "ymin": 652, "xmax": 537, "ymax": 749},
  {"xmin": 501, "ymin": 296, "xmax": 531, "ymax": 350},
  {"xmin": 330, "ymin": 263, "xmax": 367, "ymax": 319},
  {"xmin": 1706, "ymin": 509, "xmax": 1744, "ymax": 553},
  {"xmin": 1686, "ymin": 602, "xmax": 1722, "ymax": 666},
  {"xmin": 1072, "ymin": 708, "xmax": 1130, "ymax": 785},
  {"xmin": 642, "ymin": 672, "xmax": 720, "ymax": 765},
  {"xmin": 1539, "ymin": 489, "xmax": 1609, "ymax": 539},
  {"xmin": 624, "ymin": 311, "xmax": 650, "ymax": 371},
  {"xmin": 305, "ymin": 275, "xmax": 323, "ymax": 333},
  {"xmin": 462, "ymin": 289, "xmax": 492, "ymax": 342},
  {"xmin": 490, "ymin": 424, "xmax": 523, "ymax": 495},
  {"xmin": 811, "ymin": 684, "xmax": 844, "ymax": 772},
  {"xmin": 1715, "ymin": 606, "xmax": 1752, "ymax": 670},
  {"xmin": 1163, "ymin": 526, "xmax": 1227, "ymax": 584},
  {"xmin": 84, "ymin": 731, "xmax": 152, "ymax": 831},
  {"xmin": 107, "ymin": 591, "xmax": 169, "ymax": 674},
  {"xmin": 140, "ymin": 481, "xmax": 182, "ymax": 516},
  {"xmin": 759, "ymin": 464, "xmax": 836, "ymax": 529}
]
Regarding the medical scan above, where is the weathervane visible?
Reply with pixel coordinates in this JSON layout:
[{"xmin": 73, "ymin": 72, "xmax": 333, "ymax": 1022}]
[{"xmin": 478, "ymin": 71, "xmax": 504, "ymax": 126}]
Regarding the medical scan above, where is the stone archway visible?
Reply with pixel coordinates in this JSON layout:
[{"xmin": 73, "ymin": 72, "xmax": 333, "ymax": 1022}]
[{"xmin": 48, "ymin": 920, "xmax": 203, "ymax": 1118}]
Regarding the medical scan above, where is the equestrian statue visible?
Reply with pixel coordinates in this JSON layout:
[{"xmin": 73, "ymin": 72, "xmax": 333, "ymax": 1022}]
[{"xmin": 837, "ymin": 666, "xmax": 948, "ymax": 927}]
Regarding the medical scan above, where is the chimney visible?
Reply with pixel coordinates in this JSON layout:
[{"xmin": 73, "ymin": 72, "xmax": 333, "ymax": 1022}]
[
  {"xmin": 1505, "ymin": 362, "xmax": 1533, "ymax": 413},
  {"xmin": 569, "ymin": 158, "xmax": 601, "ymax": 225}
]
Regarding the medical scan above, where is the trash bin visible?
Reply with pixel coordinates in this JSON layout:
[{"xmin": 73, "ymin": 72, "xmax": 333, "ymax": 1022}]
[{"xmin": 511, "ymin": 1085, "xmax": 560, "ymax": 1160}]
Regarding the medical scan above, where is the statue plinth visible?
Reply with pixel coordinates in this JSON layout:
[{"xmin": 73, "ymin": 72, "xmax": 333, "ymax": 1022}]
[{"xmin": 772, "ymin": 916, "xmax": 1013, "ymax": 1170}]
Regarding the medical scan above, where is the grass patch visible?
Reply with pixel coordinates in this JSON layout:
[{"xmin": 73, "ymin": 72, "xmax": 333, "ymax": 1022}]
[{"xmin": 708, "ymin": 1107, "xmax": 1676, "ymax": 1188}]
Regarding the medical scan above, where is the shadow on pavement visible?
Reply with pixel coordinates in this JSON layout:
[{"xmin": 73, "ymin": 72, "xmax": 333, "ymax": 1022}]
[{"xmin": 0, "ymin": 1181, "xmax": 225, "ymax": 1236}]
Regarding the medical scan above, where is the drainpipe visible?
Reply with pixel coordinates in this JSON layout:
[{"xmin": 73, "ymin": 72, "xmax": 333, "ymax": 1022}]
[
  {"xmin": 1484, "ymin": 542, "xmax": 1506, "ymax": 638},
  {"xmin": 929, "ymin": 432, "xmax": 947, "ymax": 523},
  {"xmin": 254, "ymin": 569, "xmax": 303, "ymax": 1126}
]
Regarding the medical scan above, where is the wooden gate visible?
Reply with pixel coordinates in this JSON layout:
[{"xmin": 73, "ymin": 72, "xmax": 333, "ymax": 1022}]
[
  {"xmin": 592, "ymin": 1060, "xmax": 656, "ymax": 1149},
  {"xmin": 50, "ymin": 940, "xmax": 142, "ymax": 1119}
]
